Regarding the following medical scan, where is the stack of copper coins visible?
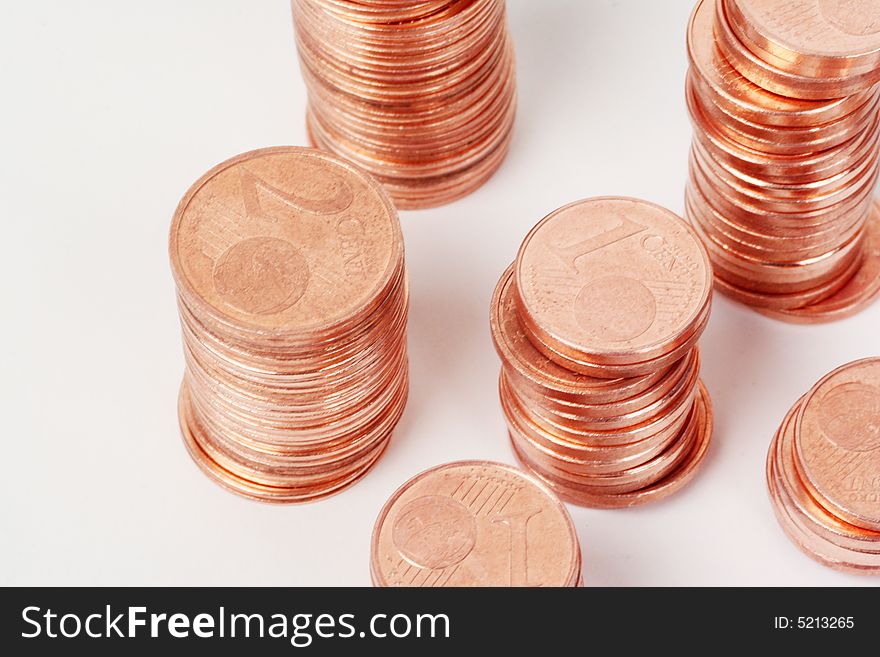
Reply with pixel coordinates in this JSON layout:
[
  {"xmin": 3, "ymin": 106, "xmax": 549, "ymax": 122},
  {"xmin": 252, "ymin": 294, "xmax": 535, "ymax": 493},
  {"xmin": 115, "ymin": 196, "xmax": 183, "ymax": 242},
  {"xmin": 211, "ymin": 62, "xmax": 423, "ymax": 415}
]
[
  {"xmin": 492, "ymin": 197, "xmax": 714, "ymax": 508},
  {"xmin": 291, "ymin": 0, "xmax": 516, "ymax": 209},
  {"xmin": 169, "ymin": 147, "xmax": 408, "ymax": 503},
  {"xmin": 767, "ymin": 358, "xmax": 880, "ymax": 575},
  {"xmin": 685, "ymin": 0, "xmax": 880, "ymax": 321},
  {"xmin": 371, "ymin": 461, "xmax": 582, "ymax": 587}
]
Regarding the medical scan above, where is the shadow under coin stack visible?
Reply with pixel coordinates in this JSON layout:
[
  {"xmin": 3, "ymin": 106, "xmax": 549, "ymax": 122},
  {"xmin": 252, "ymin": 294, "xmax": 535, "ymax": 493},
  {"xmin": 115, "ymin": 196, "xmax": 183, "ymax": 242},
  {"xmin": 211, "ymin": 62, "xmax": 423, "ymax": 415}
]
[
  {"xmin": 169, "ymin": 147, "xmax": 408, "ymax": 502},
  {"xmin": 767, "ymin": 358, "xmax": 880, "ymax": 575},
  {"xmin": 371, "ymin": 461, "xmax": 582, "ymax": 586},
  {"xmin": 685, "ymin": 0, "xmax": 880, "ymax": 322},
  {"xmin": 292, "ymin": 0, "xmax": 516, "ymax": 209},
  {"xmin": 492, "ymin": 197, "xmax": 714, "ymax": 508}
]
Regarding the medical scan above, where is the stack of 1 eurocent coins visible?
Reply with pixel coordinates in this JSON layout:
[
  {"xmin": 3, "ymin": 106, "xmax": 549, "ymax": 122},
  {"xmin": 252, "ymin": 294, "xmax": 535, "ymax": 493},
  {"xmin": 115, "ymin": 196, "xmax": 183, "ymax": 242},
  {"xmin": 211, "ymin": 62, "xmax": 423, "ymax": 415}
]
[
  {"xmin": 371, "ymin": 461, "xmax": 582, "ymax": 586},
  {"xmin": 491, "ymin": 198, "xmax": 714, "ymax": 508},
  {"xmin": 169, "ymin": 147, "xmax": 409, "ymax": 502},
  {"xmin": 767, "ymin": 358, "xmax": 880, "ymax": 575},
  {"xmin": 291, "ymin": 0, "xmax": 516, "ymax": 209},
  {"xmin": 685, "ymin": 0, "xmax": 880, "ymax": 322}
]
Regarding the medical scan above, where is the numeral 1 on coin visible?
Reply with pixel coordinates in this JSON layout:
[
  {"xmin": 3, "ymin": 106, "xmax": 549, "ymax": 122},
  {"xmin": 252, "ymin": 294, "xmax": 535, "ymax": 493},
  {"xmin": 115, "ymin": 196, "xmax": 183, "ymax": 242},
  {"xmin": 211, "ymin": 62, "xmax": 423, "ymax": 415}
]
[
  {"xmin": 494, "ymin": 508, "xmax": 542, "ymax": 586},
  {"xmin": 550, "ymin": 215, "xmax": 647, "ymax": 272}
]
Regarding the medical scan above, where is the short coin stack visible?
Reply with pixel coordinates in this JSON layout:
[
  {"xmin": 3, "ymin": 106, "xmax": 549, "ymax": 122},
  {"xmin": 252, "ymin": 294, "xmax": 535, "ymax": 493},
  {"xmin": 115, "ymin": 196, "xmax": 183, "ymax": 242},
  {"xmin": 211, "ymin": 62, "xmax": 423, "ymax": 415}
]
[
  {"xmin": 371, "ymin": 461, "xmax": 582, "ymax": 586},
  {"xmin": 169, "ymin": 147, "xmax": 408, "ymax": 502},
  {"xmin": 685, "ymin": 0, "xmax": 880, "ymax": 321},
  {"xmin": 292, "ymin": 0, "xmax": 516, "ymax": 209},
  {"xmin": 767, "ymin": 358, "xmax": 880, "ymax": 575},
  {"xmin": 492, "ymin": 197, "xmax": 714, "ymax": 508}
]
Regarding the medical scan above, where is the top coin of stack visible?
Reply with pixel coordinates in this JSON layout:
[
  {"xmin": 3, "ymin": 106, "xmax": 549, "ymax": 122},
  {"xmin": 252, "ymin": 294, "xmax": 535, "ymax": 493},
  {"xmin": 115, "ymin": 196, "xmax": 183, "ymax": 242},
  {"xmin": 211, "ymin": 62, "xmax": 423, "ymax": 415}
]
[
  {"xmin": 493, "ymin": 198, "xmax": 714, "ymax": 508},
  {"xmin": 292, "ymin": 0, "xmax": 517, "ymax": 209},
  {"xmin": 684, "ymin": 0, "xmax": 880, "ymax": 321},
  {"xmin": 169, "ymin": 147, "xmax": 409, "ymax": 503},
  {"xmin": 371, "ymin": 461, "xmax": 582, "ymax": 587},
  {"xmin": 767, "ymin": 358, "xmax": 880, "ymax": 575},
  {"xmin": 725, "ymin": 0, "xmax": 880, "ymax": 94}
]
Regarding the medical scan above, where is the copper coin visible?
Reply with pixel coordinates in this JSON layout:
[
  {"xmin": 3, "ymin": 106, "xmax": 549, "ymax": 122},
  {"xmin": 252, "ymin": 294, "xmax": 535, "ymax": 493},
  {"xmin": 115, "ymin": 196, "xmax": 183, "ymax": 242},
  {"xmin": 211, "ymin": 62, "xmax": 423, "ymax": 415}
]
[
  {"xmin": 517, "ymin": 297, "xmax": 710, "ymax": 379},
  {"xmin": 499, "ymin": 359, "xmax": 695, "ymax": 465},
  {"xmin": 512, "ymin": 402, "xmax": 701, "ymax": 494},
  {"xmin": 758, "ymin": 199, "xmax": 880, "ymax": 321},
  {"xmin": 371, "ymin": 461, "xmax": 581, "ymax": 587},
  {"xmin": 511, "ymin": 382, "xmax": 713, "ymax": 509},
  {"xmin": 495, "ymin": 198, "xmax": 713, "ymax": 507},
  {"xmin": 688, "ymin": 89, "xmax": 880, "ymax": 185},
  {"xmin": 794, "ymin": 358, "xmax": 880, "ymax": 531},
  {"xmin": 179, "ymin": 384, "xmax": 393, "ymax": 503},
  {"xmin": 685, "ymin": 0, "xmax": 880, "ymax": 318},
  {"xmin": 169, "ymin": 147, "xmax": 409, "ymax": 502},
  {"xmin": 490, "ymin": 265, "xmax": 669, "ymax": 405},
  {"xmin": 768, "ymin": 448, "xmax": 880, "ymax": 573},
  {"xmin": 292, "ymin": 0, "xmax": 516, "ymax": 209},
  {"xmin": 515, "ymin": 361, "xmax": 699, "ymax": 446},
  {"xmin": 707, "ymin": 246, "xmax": 863, "ymax": 310},
  {"xmin": 772, "ymin": 400, "xmax": 880, "ymax": 555},
  {"xmin": 509, "ymin": 349, "xmax": 698, "ymax": 428},
  {"xmin": 688, "ymin": 0, "xmax": 875, "ymax": 127},
  {"xmin": 514, "ymin": 197, "xmax": 712, "ymax": 372},
  {"xmin": 685, "ymin": 177, "xmax": 865, "ymax": 263},
  {"xmin": 170, "ymin": 146, "xmax": 402, "ymax": 338},
  {"xmin": 766, "ymin": 395, "xmax": 880, "ymax": 574},
  {"xmin": 714, "ymin": 0, "xmax": 880, "ymax": 99},
  {"xmin": 727, "ymin": 0, "xmax": 880, "ymax": 79}
]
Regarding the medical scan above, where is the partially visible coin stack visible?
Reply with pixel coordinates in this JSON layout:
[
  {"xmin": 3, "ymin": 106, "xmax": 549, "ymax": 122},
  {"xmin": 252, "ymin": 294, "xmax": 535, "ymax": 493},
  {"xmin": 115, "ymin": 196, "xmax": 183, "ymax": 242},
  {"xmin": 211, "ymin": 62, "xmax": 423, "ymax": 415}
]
[
  {"xmin": 767, "ymin": 358, "xmax": 880, "ymax": 575},
  {"xmin": 169, "ymin": 147, "xmax": 409, "ymax": 502},
  {"xmin": 291, "ymin": 0, "xmax": 516, "ymax": 209},
  {"xmin": 492, "ymin": 198, "xmax": 714, "ymax": 508},
  {"xmin": 371, "ymin": 461, "xmax": 582, "ymax": 586},
  {"xmin": 685, "ymin": 0, "xmax": 880, "ymax": 321}
]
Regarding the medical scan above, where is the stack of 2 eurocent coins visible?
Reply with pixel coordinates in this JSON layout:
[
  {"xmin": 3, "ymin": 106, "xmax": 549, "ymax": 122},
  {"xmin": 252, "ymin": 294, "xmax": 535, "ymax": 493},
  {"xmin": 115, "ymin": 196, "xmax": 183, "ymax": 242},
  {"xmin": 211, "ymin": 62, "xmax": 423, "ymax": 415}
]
[
  {"xmin": 169, "ymin": 147, "xmax": 409, "ymax": 502},
  {"xmin": 685, "ymin": 0, "xmax": 880, "ymax": 321},
  {"xmin": 767, "ymin": 358, "xmax": 880, "ymax": 575},
  {"xmin": 291, "ymin": 0, "xmax": 517, "ymax": 209},
  {"xmin": 492, "ymin": 197, "xmax": 714, "ymax": 508},
  {"xmin": 371, "ymin": 461, "xmax": 582, "ymax": 587}
]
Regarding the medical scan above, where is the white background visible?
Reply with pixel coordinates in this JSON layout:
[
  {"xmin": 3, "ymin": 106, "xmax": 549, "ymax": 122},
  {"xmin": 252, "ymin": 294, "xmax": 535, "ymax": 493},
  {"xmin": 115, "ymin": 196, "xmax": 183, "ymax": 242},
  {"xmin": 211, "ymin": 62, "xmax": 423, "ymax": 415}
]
[{"xmin": 2, "ymin": 0, "xmax": 878, "ymax": 587}]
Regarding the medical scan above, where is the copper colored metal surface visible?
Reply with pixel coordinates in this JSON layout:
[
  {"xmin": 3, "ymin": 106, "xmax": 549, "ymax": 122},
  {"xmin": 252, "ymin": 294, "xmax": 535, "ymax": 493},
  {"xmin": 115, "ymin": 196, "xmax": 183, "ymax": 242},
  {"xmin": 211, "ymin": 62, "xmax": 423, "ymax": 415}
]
[
  {"xmin": 292, "ymin": 0, "xmax": 517, "ymax": 210},
  {"xmin": 685, "ymin": 0, "xmax": 880, "ymax": 320},
  {"xmin": 515, "ymin": 197, "xmax": 713, "ymax": 377},
  {"xmin": 759, "ymin": 200, "xmax": 880, "ymax": 322},
  {"xmin": 512, "ymin": 383, "xmax": 713, "ymax": 509},
  {"xmin": 766, "ymin": 359, "xmax": 880, "ymax": 574},
  {"xmin": 492, "ymin": 198, "xmax": 714, "ymax": 509},
  {"xmin": 169, "ymin": 147, "xmax": 409, "ymax": 502},
  {"xmin": 371, "ymin": 461, "xmax": 582, "ymax": 587},
  {"xmin": 727, "ymin": 0, "xmax": 880, "ymax": 82}
]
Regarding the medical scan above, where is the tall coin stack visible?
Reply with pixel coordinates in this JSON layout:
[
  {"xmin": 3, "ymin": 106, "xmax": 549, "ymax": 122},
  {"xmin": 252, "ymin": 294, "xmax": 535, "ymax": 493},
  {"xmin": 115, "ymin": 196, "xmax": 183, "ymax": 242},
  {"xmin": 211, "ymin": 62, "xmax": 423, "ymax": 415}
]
[
  {"xmin": 767, "ymin": 358, "xmax": 880, "ymax": 574},
  {"xmin": 492, "ymin": 198, "xmax": 714, "ymax": 508},
  {"xmin": 291, "ymin": 0, "xmax": 517, "ymax": 209},
  {"xmin": 169, "ymin": 147, "xmax": 409, "ymax": 502},
  {"xmin": 685, "ymin": 0, "xmax": 880, "ymax": 321}
]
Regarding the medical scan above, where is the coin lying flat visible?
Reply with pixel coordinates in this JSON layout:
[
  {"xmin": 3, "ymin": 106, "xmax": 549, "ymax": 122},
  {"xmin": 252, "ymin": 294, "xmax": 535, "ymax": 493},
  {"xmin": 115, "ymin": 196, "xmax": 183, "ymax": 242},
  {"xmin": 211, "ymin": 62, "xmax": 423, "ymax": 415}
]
[
  {"xmin": 371, "ymin": 461, "xmax": 582, "ymax": 587},
  {"xmin": 169, "ymin": 147, "xmax": 409, "ymax": 502},
  {"xmin": 766, "ymin": 358, "xmax": 880, "ymax": 574},
  {"xmin": 795, "ymin": 359, "xmax": 880, "ymax": 532},
  {"xmin": 292, "ymin": 0, "xmax": 516, "ymax": 210},
  {"xmin": 170, "ymin": 147, "xmax": 402, "ymax": 335},
  {"xmin": 727, "ymin": 0, "xmax": 880, "ymax": 80},
  {"xmin": 514, "ymin": 197, "xmax": 712, "ymax": 377}
]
